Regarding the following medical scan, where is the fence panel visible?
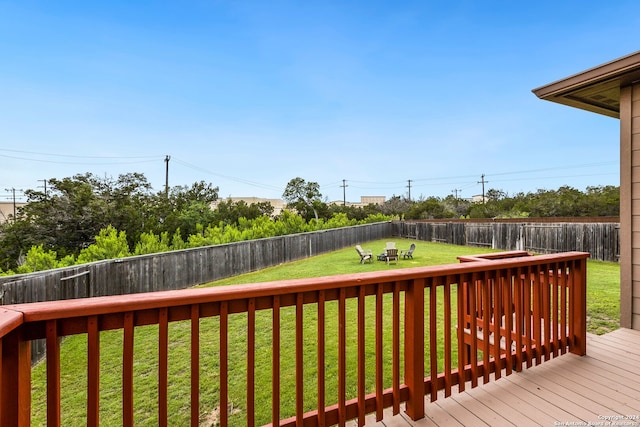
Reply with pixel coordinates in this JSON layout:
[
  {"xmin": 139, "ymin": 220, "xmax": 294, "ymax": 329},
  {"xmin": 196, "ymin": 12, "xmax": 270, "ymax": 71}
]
[{"xmin": 393, "ymin": 219, "xmax": 619, "ymax": 261}]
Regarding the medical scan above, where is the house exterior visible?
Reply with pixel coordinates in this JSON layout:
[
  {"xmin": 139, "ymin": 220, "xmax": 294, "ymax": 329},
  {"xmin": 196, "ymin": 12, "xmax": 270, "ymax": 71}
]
[
  {"xmin": 211, "ymin": 196, "xmax": 287, "ymax": 216},
  {"xmin": 533, "ymin": 50, "xmax": 640, "ymax": 330}
]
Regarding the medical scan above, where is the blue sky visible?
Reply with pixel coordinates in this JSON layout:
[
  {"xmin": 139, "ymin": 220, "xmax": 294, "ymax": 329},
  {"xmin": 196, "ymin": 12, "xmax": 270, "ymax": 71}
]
[{"xmin": 0, "ymin": 1, "xmax": 637, "ymax": 204}]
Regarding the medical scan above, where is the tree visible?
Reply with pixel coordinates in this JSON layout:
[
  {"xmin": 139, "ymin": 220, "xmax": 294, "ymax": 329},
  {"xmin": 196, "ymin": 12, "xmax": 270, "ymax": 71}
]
[
  {"xmin": 0, "ymin": 173, "xmax": 219, "ymax": 269},
  {"xmin": 76, "ymin": 226, "xmax": 131, "ymax": 263},
  {"xmin": 406, "ymin": 196, "xmax": 453, "ymax": 219},
  {"xmin": 212, "ymin": 200, "xmax": 274, "ymax": 225},
  {"xmin": 442, "ymin": 194, "xmax": 472, "ymax": 218},
  {"xmin": 381, "ymin": 195, "xmax": 412, "ymax": 217},
  {"xmin": 282, "ymin": 177, "xmax": 323, "ymax": 221},
  {"xmin": 147, "ymin": 180, "xmax": 219, "ymax": 239}
]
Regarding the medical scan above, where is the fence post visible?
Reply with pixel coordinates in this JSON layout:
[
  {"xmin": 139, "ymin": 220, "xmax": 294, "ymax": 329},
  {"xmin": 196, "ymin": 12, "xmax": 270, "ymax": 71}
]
[
  {"xmin": 569, "ymin": 257, "xmax": 588, "ymax": 356},
  {"xmin": 404, "ymin": 278, "xmax": 425, "ymax": 420}
]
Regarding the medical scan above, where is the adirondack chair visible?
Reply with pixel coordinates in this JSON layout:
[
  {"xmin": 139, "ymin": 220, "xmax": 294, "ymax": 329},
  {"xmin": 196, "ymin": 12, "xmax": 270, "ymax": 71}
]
[
  {"xmin": 385, "ymin": 248, "xmax": 399, "ymax": 265},
  {"xmin": 355, "ymin": 245, "xmax": 373, "ymax": 264},
  {"xmin": 400, "ymin": 243, "xmax": 416, "ymax": 259},
  {"xmin": 378, "ymin": 242, "xmax": 397, "ymax": 261}
]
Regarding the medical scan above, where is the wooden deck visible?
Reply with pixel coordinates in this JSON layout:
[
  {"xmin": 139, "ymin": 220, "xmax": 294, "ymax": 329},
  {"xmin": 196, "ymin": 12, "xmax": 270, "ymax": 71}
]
[{"xmin": 354, "ymin": 328, "xmax": 640, "ymax": 427}]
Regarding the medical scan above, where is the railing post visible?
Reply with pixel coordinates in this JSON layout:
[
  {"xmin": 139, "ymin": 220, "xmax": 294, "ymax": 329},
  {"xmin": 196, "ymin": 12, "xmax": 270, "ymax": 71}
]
[
  {"xmin": 404, "ymin": 278, "xmax": 425, "ymax": 420},
  {"xmin": 569, "ymin": 257, "xmax": 587, "ymax": 356},
  {"xmin": 1, "ymin": 329, "xmax": 31, "ymax": 426}
]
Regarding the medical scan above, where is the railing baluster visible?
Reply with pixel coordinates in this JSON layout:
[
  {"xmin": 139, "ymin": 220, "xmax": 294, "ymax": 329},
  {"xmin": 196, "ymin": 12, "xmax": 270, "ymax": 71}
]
[
  {"xmin": 514, "ymin": 267, "xmax": 524, "ymax": 371},
  {"xmin": 46, "ymin": 319, "xmax": 60, "ymax": 427},
  {"xmin": 375, "ymin": 283, "xmax": 383, "ymax": 421},
  {"xmin": 357, "ymin": 286, "xmax": 365, "ymax": 426},
  {"xmin": 220, "ymin": 301, "xmax": 228, "ymax": 425},
  {"xmin": 444, "ymin": 276, "xmax": 452, "ymax": 398},
  {"xmin": 456, "ymin": 278, "xmax": 465, "ymax": 393},
  {"xmin": 123, "ymin": 312, "xmax": 134, "ymax": 427},
  {"xmin": 392, "ymin": 282, "xmax": 400, "ymax": 415},
  {"xmin": 158, "ymin": 308, "xmax": 168, "ymax": 427},
  {"xmin": 524, "ymin": 268, "xmax": 533, "ymax": 368},
  {"xmin": 543, "ymin": 264, "xmax": 552, "ymax": 361},
  {"xmin": 552, "ymin": 261, "xmax": 560, "ymax": 358},
  {"xmin": 191, "ymin": 304, "xmax": 200, "ymax": 427},
  {"xmin": 532, "ymin": 267, "xmax": 542, "ymax": 365},
  {"xmin": 481, "ymin": 272, "xmax": 491, "ymax": 384},
  {"xmin": 273, "ymin": 295, "xmax": 281, "ymax": 426},
  {"xmin": 469, "ymin": 273, "xmax": 478, "ymax": 388},
  {"xmin": 493, "ymin": 272, "xmax": 503, "ymax": 381},
  {"xmin": 338, "ymin": 287, "xmax": 346, "ymax": 426},
  {"xmin": 560, "ymin": 261, "xmax": 568, "ymax": 354},
  {"xmin": 247, "ymin": 298, "xmax": 255, "ymax": 426},
  {"xmin": 295, "ymin": 293, "xmax": 303, "ymax": 426},
  {"xmin": 87, "ymin": 315, "xmax": 100, "ymax": 427},
  {"xmin": 504, "ymin": 269, "xmax": 514, "ymax": 376},
  {"xmin": 317, "ymin": 291, "xmax": 325, "ymax": 427},
  {"xmin": 429, "ymin": 278, "xmax": 438, "ymax": 402}
]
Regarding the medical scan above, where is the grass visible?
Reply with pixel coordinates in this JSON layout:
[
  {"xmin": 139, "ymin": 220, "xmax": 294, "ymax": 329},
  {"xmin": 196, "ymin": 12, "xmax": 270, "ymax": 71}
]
[{"xmin": 30, "ymin": 239, "xmax": 620, "ymax": 426}]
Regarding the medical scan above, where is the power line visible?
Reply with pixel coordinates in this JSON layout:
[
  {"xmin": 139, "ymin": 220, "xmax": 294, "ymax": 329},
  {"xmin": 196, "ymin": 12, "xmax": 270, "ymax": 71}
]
[
  {"xmin": 171, "ymin": 157, "xmax": 283, "ymax": 192},
  {"xmin": 0, "ymin": 148, "xmax": 160, "ymax": 160},
  {"xmin": 0, "ymin": 153, "xmax": 161, "ymax": 166}
]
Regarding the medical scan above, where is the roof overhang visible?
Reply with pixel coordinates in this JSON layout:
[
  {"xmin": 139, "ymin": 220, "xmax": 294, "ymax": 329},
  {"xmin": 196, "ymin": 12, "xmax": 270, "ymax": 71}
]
[{"xmin": 532, "ymin": 50, "xmax": 640, "ymax": 119}]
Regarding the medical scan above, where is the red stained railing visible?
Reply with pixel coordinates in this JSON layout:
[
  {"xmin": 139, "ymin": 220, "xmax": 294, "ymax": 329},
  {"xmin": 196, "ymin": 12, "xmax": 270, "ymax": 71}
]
[{"xmin": 0, "ymin": 251, "xmax": 588, "ymax": 426}]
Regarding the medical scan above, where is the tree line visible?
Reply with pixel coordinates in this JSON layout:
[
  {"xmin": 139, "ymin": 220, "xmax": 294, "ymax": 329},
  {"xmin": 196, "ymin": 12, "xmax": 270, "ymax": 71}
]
[
  {"xmin": 0, "ymin": 174, "xmax": 390, "ymax": 275},
  {"xmin": 0, "ymin": 173, "xmax": 619, "ymax": 275},
  {"xmin": 403, "ymin": 185, "xmax": 619, "ymax": 220}
]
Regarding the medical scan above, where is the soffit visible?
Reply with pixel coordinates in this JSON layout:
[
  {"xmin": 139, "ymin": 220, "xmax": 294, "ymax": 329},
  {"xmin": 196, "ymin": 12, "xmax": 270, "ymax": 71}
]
[{"xmin": 532, "ymin": 51, "xmax": 640, "ymax": 119}]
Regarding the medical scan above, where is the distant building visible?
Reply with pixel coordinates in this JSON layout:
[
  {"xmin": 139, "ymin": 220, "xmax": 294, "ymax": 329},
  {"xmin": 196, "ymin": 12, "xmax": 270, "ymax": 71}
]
[
  {"xmin": 471, "ymin": 194, "xmax": 486, "ymax": 203},
  {"xmin": 0, "ymin": 201, "xmax": 26, "ymax": 224},
  {"xmin": 329, "ymin": 196, "xmax": 386, "ymax": 207}
]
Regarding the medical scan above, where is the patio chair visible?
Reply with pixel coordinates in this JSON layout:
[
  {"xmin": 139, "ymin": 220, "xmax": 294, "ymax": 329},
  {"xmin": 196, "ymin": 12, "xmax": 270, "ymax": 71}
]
[
  {"xmin": 400, "ymin": 243, "xmax": 416, "ymax": 259},
  {"xmin": 385, "ymin": 248, "xmax": 399, "ymax": 265},
  {"xmin": 355, "ymin": 245, "xmax": 373, "ymax": 264}
]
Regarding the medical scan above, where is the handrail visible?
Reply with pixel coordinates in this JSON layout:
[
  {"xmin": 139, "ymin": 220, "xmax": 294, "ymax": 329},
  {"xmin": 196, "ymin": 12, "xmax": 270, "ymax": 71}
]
[{"xmin": 0, "ymin": 251, "xmax": 589, "ymax": 426}]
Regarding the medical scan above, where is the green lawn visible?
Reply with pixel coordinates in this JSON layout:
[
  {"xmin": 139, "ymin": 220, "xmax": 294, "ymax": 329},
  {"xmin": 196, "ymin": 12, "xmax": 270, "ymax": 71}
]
[{"xmin": 30, "ymin": 239, "xmax": 620, "ymax": 426}]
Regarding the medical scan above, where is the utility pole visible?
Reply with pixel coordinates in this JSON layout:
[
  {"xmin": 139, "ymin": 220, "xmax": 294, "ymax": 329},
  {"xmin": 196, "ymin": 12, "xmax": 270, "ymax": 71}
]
[
  {"xmin": 164, "ymin": 155, "xmax": 171, "ymax": 198},
  {"xmin": 478, "ymin": 174, "xmax": 488, "ymax": 204},
  {"xmin": 340, "ymin": 179, "xmax": 348, "ymax": 206},
  {"xmin": 38, "ymin": 179, "xmax": 48, "ymax": 199},
  {"xmin": 407, "ymin": 179, "xmax": 412, "ymax": 201},
  {"xmin": 452, "ymin": 189, "xmax": 461, "ymax": 199}
]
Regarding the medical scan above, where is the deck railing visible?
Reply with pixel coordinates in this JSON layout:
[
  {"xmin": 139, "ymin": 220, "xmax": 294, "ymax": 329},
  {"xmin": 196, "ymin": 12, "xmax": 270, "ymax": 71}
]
[{"xmin": 0, "ymin": 251, "xmax": 588, "ymax": 426}]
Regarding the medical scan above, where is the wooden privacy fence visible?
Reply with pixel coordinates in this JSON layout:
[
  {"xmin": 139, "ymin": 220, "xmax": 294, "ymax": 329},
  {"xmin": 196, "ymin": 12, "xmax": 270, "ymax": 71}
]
[
  {"xmin": 0, "ymin": 222, "xmax": 391, "ymax": 364},
  {"xmin": 0, "ymin": 251, "xmax": 588, "ymax": 426},
  {"xmin": 0, "ymin": 222, "xmax": 392, "ymax": 304},
  {"xmin": 396, "ymin": 219, "xmax": 619, "ymax": 261}
]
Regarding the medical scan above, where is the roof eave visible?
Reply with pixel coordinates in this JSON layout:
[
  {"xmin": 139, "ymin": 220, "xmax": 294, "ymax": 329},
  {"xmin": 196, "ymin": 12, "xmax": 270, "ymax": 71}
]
[{"xmin": 532, "ymin": 50, "xmax": 640, "ymax": 118}]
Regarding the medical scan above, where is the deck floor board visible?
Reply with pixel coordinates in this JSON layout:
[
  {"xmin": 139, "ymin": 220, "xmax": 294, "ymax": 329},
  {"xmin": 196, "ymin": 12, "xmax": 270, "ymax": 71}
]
[{"xmin": 368, "ymin": 328, "xmax": 640, "ymax": 427}]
